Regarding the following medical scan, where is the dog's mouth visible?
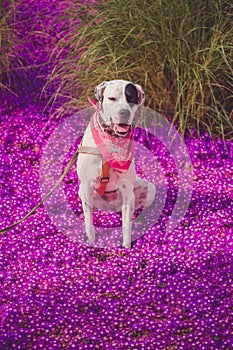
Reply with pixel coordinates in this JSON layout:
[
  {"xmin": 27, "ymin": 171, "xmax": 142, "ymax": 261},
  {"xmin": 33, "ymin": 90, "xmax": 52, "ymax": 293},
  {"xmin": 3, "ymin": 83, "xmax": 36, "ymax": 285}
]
[{"xmin": 113, "ymin": 123, "xmax": 131, "ymax": 136}]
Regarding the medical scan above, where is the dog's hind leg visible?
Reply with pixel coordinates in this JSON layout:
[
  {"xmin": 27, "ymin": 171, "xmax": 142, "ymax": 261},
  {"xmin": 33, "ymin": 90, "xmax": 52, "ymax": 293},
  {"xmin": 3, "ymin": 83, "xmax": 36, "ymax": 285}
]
[{"xmin": 134, "ymin": 178, "xmax": 156, "ymax": 210}]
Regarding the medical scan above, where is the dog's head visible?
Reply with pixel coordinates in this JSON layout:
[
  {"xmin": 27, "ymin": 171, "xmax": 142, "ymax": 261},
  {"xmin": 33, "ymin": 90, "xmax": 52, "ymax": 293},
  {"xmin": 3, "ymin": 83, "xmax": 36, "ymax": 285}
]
[{"xmin": 94, "ymin": 80, "xmax": 144, "ymax": 137}]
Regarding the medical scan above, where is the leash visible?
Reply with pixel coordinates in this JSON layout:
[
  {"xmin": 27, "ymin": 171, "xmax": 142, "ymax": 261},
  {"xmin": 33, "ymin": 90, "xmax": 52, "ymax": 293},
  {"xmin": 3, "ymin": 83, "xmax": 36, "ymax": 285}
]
[
  {"xmin": 0, "ymin": 146, "xmax": 100, "ymax": 235},
  {"xmin": 1, "ymin": 96, "xmax": 134, "ymax": 235}
]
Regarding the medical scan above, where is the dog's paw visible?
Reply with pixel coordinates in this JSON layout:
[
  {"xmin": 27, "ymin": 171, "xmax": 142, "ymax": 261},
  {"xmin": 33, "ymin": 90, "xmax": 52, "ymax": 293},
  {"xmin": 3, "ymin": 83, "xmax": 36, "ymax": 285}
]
[
  {"xmin": 86, "ymin": 225, "xmax": 95, "ymax": 243},
  {"xmin": 122, "ymin": 236, "xmax": 131, "ymax": 249},
  {"xmin": 87, "ymin": 232, "xmax": 95, "ymax": 244},
  {"xmin": 122, "ymin": 242, "xmax": 131, "ymax": 249}
]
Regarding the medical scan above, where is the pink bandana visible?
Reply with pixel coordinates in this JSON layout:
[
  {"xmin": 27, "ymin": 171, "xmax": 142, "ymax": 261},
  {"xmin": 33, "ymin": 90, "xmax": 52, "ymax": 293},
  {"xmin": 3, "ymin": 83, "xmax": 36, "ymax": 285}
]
[{"xmin": 90, "ymin": 112, "xmax": 134, "ymax": 173}]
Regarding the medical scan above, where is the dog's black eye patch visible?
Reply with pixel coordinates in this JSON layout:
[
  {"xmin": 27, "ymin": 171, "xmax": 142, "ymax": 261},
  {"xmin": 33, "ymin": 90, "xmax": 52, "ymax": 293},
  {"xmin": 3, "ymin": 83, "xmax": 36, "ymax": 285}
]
[{"xmin": 125, "ymin": 83, "xmax": 138, "ymax": 105}]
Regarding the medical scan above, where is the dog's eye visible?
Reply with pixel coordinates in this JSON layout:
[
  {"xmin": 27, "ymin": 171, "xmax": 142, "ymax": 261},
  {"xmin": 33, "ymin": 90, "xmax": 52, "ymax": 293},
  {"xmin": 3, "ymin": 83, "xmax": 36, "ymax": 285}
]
[{"xmin": 108, "ymin": 97, "xmax": 116, "ymax": 102}]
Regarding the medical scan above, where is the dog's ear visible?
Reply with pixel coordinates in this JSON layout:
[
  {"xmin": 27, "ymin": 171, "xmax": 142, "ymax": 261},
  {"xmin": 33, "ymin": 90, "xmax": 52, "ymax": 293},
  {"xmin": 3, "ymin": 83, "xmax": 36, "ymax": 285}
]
[
  {"xmin": 135, "ymin": 84, "xmax": 145, "ymax": 106},
  {"xmin": 94, "ymin": 81, "xmax": 108, "ymax": 103}
]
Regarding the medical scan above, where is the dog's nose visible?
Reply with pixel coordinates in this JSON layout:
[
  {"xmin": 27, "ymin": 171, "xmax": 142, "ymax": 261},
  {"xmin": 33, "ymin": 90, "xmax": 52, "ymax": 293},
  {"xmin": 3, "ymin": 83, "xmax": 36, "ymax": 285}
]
[{"xmin": 118, "ymin": 109, "xmax": 130, "ymax": 120}]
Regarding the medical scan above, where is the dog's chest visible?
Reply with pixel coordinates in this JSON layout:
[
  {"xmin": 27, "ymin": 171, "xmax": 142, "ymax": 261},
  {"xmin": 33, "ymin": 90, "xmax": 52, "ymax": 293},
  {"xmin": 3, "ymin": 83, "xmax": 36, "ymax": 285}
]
[
  {"xmin": 89, "ymin": 166, "xmax": 123, "ymax": 211},
  {"xmin": 95, "ymin": 167, "xmax": 120, "ymax": 192}
]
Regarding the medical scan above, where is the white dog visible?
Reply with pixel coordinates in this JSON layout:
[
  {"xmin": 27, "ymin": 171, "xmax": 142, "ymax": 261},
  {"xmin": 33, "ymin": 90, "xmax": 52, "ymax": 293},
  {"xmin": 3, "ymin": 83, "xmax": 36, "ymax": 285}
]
[{"xmin": 77, "ymin": 79, "xmax": 155, "ymax": 248}]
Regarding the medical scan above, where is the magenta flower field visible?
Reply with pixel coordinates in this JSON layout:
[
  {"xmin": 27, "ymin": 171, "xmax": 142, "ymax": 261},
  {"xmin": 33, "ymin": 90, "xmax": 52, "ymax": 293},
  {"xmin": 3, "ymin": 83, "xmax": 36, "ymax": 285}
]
[{"xmin": 0, "ymin": 1, "xmax": 233, "ymax": 349}]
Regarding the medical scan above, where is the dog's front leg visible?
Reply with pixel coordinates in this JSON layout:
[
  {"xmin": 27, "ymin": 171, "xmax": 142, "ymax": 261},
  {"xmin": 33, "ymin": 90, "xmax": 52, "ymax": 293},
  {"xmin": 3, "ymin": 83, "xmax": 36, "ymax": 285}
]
[
  {"xmin": 119, "ymin": 181, "xmax": 135, "ymax": 249},
  {"xmin": 82, "ymin": 200, "xmax": 95, "ymax": 243},
  {"xmin": 79, "ymin": 185, "xmax": 95, "ymax": 244}
]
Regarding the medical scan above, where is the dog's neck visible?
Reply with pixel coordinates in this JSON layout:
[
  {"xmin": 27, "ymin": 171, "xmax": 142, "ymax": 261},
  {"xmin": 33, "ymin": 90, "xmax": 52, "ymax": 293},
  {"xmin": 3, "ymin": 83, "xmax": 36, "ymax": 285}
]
[
  {"xmin": 90, "ymin": 112, "xmax": 134, "ymax": 174},
  {"xmin": 97, "ymin": 112, "xmax": 114, "ymax": 136}
]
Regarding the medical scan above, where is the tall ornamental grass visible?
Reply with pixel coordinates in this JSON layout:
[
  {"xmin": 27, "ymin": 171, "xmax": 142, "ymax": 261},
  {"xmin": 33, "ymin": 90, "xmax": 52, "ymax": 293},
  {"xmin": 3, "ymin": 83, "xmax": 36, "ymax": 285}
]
[
  {"xmin": 0, "ymin": 0, "xmax": 34, "ymax": 97},
  {"xmin": 0, "ymin": 0, "xmax": 52, "ymax": 98},
  {"xmin": 46, "ymin": 0, "xmax": 233, "ymax": 139},
  {"xmin": 0, "ymin": 0, "xmax": 19, "ymax": 95}
]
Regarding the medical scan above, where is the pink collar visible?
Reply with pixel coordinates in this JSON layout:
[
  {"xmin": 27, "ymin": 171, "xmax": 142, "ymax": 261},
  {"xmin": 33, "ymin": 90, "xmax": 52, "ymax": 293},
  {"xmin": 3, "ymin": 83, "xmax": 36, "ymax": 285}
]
[{"xmin": 90, "ymin": 112, "xmax": 134, "ymax": 173}]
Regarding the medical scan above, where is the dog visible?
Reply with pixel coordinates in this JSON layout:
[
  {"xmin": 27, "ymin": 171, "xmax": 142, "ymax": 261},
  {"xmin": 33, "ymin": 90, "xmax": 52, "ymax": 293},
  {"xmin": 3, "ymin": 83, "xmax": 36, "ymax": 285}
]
[{"xmin": 77, "ymin": 79, "xmax": 155, "ymax": 248}]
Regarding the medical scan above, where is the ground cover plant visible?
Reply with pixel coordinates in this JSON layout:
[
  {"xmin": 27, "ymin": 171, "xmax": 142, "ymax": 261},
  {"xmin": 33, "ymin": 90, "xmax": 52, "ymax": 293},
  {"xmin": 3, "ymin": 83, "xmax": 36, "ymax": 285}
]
[
  {"xmin": 0, "ymin": 0, "xmax": 21, "ymax": 95},
  {"xmin": 0, "ymin": 0, "xmax": 233, "ymax": 349}
]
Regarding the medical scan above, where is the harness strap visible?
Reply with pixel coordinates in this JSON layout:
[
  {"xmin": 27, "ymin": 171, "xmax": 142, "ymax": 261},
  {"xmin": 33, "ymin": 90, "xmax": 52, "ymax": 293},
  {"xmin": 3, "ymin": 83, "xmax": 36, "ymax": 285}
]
[
  {"xmin": 78, "ymin": 145, "xmax": 110, "ymax": 197},
  {"xmin": 77, "ymin": 145, "xmax": 101, "ymax": 156},
  {"xmin": 98, "ymin": 162, "xmax": 110, "ymax": 196}
]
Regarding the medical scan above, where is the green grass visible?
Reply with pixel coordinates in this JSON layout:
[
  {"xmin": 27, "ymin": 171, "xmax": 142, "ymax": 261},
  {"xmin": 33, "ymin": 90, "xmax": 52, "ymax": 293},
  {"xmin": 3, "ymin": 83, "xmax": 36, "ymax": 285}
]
[
  {"xmin": 0, "ymin": 0, "xmax": 34, "ymax": 96},
  {"xmin": 0, "ymin": 0, "xmax": 18, "ymax": 94},
  {"xmin": 45, "ymin": 0, "xmax": 233, "ymax": 139},
  {"xmin": 0, "ymin": 0, "xmax": 51, "ymax": 98}
]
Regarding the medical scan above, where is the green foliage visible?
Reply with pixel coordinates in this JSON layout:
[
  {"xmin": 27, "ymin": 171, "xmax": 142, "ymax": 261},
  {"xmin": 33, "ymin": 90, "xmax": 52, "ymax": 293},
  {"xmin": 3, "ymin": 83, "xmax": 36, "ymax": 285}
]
[
  {"xmin": 0, "ymin": 0, "xmax": 34, "ymax": 96},
  {"xmin": 46, "ymin": 0, "xmax": 233, "ymax": 138},
  {"xmin": 0, "ymin": 0, "xmax": 18, "ymax": 94},
  {"xmin": 0, "ymin": 0, "xmax": 51, "ymax": 97}
]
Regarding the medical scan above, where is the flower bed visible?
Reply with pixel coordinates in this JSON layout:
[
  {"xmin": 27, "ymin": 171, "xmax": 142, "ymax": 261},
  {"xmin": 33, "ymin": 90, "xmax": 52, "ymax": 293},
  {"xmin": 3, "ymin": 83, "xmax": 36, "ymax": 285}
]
[
  {"xmin": 0, "ymin": 0, "xmax": 233, "ymax": 349},
  {"xmin": 1, "ymin": 98, "xmax": 233, "ymax": 349}
]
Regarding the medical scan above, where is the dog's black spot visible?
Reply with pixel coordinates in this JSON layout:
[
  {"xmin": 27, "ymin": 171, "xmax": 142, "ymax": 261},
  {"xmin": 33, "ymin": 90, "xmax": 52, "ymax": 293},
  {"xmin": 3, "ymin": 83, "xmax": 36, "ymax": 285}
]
[{"xmin": 125, "ymin": 83, "xmax": 138, "ymax": 105}]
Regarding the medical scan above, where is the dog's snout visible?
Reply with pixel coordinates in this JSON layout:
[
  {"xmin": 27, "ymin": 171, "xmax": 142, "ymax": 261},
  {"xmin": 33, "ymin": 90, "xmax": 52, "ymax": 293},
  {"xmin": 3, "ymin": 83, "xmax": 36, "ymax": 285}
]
[{"xmin": 119, "ymin": 109, "xmax": 130, "ymax": 120}]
